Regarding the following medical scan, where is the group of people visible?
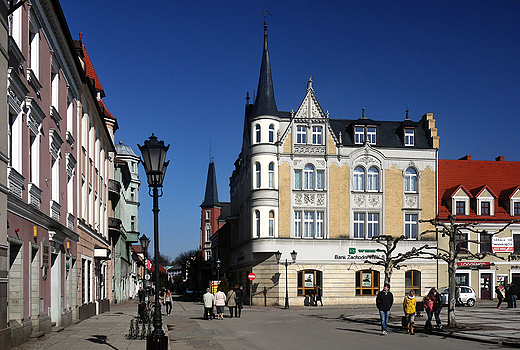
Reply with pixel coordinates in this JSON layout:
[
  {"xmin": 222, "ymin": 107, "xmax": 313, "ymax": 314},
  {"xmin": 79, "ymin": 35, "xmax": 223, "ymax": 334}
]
[
  {"xmin": 495, "ymin": 282, "xmax": 518, "ymax": 308},
  {"xmin": 203, "ymin": 285, "xmax": 244, "ymax": 320},
  {"xmin": 376, "ymin": 283, "xmax": 442, "ymax": 336}
]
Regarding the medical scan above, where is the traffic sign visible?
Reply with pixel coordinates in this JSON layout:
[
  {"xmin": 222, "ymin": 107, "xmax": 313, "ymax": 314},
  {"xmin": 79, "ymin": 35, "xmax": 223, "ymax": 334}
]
[{"xmin": 248, "ymin": 273, "xmax": 256, "ymax": 281}]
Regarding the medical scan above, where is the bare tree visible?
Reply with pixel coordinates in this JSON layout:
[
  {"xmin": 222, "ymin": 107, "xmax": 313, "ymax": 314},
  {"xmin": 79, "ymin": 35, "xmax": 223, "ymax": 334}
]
[
  {"xmin": 421, "ymin": 215, "xmax": 518, "ymax": 328},
  {"xmin": 364, "ymin": 235, "xmax": 432, "ymax": 285}
]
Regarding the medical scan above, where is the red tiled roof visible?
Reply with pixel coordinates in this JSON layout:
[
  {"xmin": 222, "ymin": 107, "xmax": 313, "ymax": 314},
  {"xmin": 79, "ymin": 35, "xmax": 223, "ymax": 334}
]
[
  {"xmin": 438, "ymin": 158, "xmax": 520, "ymax": 220},
  {"xmin": 80, "ymin": 42, "xmax": 104, "ymax": 93},
  {"xmin": 97, "ymin": 99, "xmax": 116, "ymax": 121}
]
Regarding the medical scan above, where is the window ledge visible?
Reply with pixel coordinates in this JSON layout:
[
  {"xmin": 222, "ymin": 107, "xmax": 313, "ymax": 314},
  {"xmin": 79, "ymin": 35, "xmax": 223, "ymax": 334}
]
[
  {"xmin": 50, "ymin": 105, "xmax": 62, "ymax": 126},
  {"xmin": 27, "ymin": 68, "xmax": 42, "ymax": 95}
]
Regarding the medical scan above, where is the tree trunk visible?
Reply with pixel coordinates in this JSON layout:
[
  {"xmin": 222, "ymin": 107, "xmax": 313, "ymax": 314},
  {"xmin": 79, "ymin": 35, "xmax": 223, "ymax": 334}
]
[
  {"xmin": 384, "ymin": 265, "xmax": 393, "ymax": 285},
  {"xmin": 447, "ymin": 235, "xmax": 457, "ymax": 328}
]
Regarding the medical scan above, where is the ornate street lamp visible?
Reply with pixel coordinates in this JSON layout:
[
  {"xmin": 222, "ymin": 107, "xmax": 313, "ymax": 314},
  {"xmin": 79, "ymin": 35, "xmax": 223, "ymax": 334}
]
[
  {"xmin": 138, "ymin": 134, "xmax": 169, "ymax": 350},
  {"xmin": 275, "ymin": 250, "xmax": 297, "ymax": 309},
  {"xmin": 216, "ymin": 259, "xmax": 221, "ymax": 281}
]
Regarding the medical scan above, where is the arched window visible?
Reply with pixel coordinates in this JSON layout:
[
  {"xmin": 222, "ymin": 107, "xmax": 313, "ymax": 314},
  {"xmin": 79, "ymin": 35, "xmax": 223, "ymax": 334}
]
[
  {"xmin": 269, "ymin": 211, "xmax": 274, "ymax": 236},
  {"xmin": 405, "ymin": 168, "xmax": 417, "ymax": 192},
  {"xmin": 269, "ymin": 124, "xmax": 274, "ymax": 143},
  {"xmin": 405, "ymin": 270, "xmax": 421, "ymax": 296},
  {"xmin": 255, "ymin": 124, "xmax": 261, "ymax": 143},
  {"xmin": 355, "ymin": 270, "xmax": 380, "ymax": 296},
  {"xmin": 367, "ymin": 167, "xmax": 379, "ymax": 191},
  {"xmin": 297, "ymin": 270, "xmax": 322, "ymax": 296},
  {"xmin": 354, "ymin": 166, "xmax": 365, "ymax": 191},
  {"xmin": 304, "ymin": 164, "xmax": 314, "ymax": 190},
  {"xmin": 255, "ymin": 210, "xmax": 260, "ymax": 237},
  {"xmin": 255, "ymin": 162, "xmax": 261, "ymax": 189},
  {"xmin": 268, "ymin": 162, "xmax": 274, "ymax": 188}
]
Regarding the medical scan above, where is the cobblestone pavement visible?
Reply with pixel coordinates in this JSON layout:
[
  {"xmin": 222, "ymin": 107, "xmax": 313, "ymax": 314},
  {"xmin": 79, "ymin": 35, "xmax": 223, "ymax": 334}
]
[{"xmin": 11, "ymin": 297, "xmax": 520, "ymax": 349}]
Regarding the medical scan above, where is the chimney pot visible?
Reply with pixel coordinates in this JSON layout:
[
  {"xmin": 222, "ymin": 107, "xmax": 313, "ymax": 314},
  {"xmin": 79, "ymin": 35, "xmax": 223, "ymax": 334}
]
[{"xmin": 495, "ymin": 156, "xmax": 505, "ymax": 161}]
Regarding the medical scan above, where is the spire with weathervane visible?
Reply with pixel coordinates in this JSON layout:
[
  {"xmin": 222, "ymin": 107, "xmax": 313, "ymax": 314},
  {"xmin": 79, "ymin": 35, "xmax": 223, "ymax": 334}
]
[{"xmin": 250, "ymin": 11, "xmax": 278, "ymax": 118}]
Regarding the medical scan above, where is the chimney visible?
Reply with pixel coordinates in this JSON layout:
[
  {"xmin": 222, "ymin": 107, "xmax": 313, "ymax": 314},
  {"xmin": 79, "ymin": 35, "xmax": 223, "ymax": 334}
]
[
  {"xmin": 459, "ymin": 155, "xmax": 472, "ymax": 160},
  {"xmin": 495, "ymin": 156, "xmax": 505, "ymax": 161}
]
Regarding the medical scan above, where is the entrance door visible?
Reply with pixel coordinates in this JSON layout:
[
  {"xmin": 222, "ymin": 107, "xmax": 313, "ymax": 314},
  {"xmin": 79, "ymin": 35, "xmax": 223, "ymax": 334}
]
[{"xmin": 480, "ymin": 273, "xmax": 492, "ymax": 300}]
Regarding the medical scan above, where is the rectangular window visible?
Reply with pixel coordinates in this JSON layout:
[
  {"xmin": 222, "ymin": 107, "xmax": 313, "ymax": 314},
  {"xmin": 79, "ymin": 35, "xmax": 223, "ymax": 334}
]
[
  {"xmin": 514, "ymin": 202, "xmax": 520, "ymax": 216},
  {"xmin": 481, "ymin": 201, "xmax": 490, "ymax": 215},
  {"xmin": 404, "ymin": 129, "xmax": 414, "ymax": 146},
  {"xmin": 205, "ymin": 225, "xmax": 211, "ymax": 242},
  {"xmin": 296, "ymin": 126, "xmax": 306, "ymax": 144},
  {"xmin": 294, "ymin": 170, "xmax": 302, "ymax": 190},
  {"xmin": 367, "ymin": 213, "xmax": 379, "ymax": 238},
  {"xmin": 455, "ymin": 232, "xmax": 468, "ymax": 252},
  {"xmin": 514, "ymin": 234, "xmax": 520, "ymax": 253},
  {"xmin": 294, "ymin": 211, "xmax": 302, "ymax": 238},
  {"xmin": 405, "ymin": 214, "xmax": 418, "ymax": 239},
  {"xmin": 130, "ymin": 216, "xmax": 135, "ymax": 231},
  {"xmin": 269, "ymin": 213, "xmax": 274, "ymax": 237},
  {"xmin": 312, "ymin": 126, "xmax": 322, "ymax": 145},
  {"xmin": 480, "ymin": 233, "xmax": 492, "ymax": 253},
  {"xmin": 366, "ymin": 127, "xmax": 376, "ymax": 144},
  {"xmin": 304, "ymin": 211, "xmax": 314, "ymax": 238},
  {"xmin": 205, "ymin": 210, "xmax": 210, "ymax": 220},
  {"xmin": 353, "ymin": 212, "xmax": 365, "ymax": 238},
  {"xmin": 316, "ymin": 212, "xmax": 324, "ymax": 238},
  {"xmin": 456, "ymin": 201, "xmax": 466, "ymax": 215},
  {"xmin": 316, "ymin": 171, "xmax": 324, "ymax": 190},
  {"xmin": 354, "ymin": 127, "xmax": 364, "ymax": 144}
]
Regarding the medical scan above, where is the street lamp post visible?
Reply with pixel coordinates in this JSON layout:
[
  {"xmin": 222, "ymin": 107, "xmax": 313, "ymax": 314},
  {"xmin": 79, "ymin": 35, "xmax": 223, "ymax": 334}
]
[
  {"xmin": 138, "ymin": 134, "xmax": 169, "ymax": 350},
  {"xmin": 275, "ymin": 250, "xmax": 297, "ymax": 309},
  {"xmin": 216, "ymin": 259, "xmax": 221, "ymax": 281}
]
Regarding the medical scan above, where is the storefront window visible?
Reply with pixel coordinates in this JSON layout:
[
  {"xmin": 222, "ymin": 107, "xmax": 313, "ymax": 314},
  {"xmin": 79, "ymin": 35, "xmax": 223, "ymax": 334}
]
[
  {"xmin": 405, "ymin": 270, "xmax": 421, "ymax": 295},
  {"xmin": 355, "ymin": 270, "xmax": 379, "ymax": 296},
  {"xmin": 297, "ymin": 270, "xmax": 322, "ymax": 296},
  {"xmin": 455, "ymin": 273, "xmax": 469, "ymax": 286}
]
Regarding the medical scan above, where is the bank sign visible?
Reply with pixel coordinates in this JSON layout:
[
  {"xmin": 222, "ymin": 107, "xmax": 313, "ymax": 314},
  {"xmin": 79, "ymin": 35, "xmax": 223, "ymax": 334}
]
[
  {"xmin": 334, "ymin": 248, "xmax": 384, "ymax": 261},
  {"xmin": 492, "ymin": 237, "xmax": 514, "ymax": 252}
]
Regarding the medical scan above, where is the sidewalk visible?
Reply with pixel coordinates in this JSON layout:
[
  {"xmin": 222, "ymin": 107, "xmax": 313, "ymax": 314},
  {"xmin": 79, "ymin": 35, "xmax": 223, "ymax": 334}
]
[
  {"xmin": 344, "ymin": 300, "xmax": 520, "ymax": 347},
  {"xmin": 12, "ymin": 297, "xmax": 520, "ymax": 349}
]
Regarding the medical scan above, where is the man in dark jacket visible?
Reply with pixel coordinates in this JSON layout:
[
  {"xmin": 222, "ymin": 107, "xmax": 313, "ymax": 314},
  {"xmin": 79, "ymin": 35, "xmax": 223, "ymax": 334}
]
[
  {"xmin": 376, "ymin": 283, "xmax": 394, "ymax": 335},
  {"xmin": 509, "ymin": 283, "xmax": 518, "ymax": 308},
  {"xmin": 234, "ymin": 285, "xmax": 244, "ymax": 317}
]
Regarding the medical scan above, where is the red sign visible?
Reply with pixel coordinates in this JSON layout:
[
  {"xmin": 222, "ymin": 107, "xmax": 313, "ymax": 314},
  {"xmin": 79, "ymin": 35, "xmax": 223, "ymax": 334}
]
[
  {"xmin": 146, "ymin": 259, "xmax": 151, "ymax": 270},
  {"xmin": 248, "ymin": 273, "xmax": 256, "ymax": 281},
  {"xmin": 457, "ymin": 261, "xmax": 491, "ymax": 269}
]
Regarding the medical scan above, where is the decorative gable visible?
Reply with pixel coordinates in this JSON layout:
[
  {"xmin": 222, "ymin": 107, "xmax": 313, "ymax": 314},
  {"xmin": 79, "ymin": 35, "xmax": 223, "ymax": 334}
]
[
  {"xmin": 452, "ymin": 186, "xmax": 471, "ymax": 216},
  {"xmin": 473, "ymin": 186, "xmax": 497, "ymax": 216}
]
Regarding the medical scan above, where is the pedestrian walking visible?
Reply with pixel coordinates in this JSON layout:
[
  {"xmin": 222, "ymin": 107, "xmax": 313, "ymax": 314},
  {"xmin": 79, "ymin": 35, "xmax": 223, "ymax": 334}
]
[
  {"xmin": 235, "ymin": 285, "xmax": 244, "ymax": 317},
  {"xmin": 431, "ymin": 288, "xmax": 443, "ymax": 329},
  {"xmin": 423, "ymin": 293, "xmax": 433, "ymax": 332},
  {"xmin": 164, "ymin": 289, "xmax": 173, "ymax": 316},
  {"xmin": 456, "ymin": 285, "xmax": 463, "ymax": 307},
  {"xmin": 214, "ymin": 288, "xmax": 227, "ymax": 320},
  {"xmin": 403, "ymin": 289, "xmax": 417, "ymax": 335},
  {"xmin": 505, "ymin": 284, "xmax": 512, "ymax": 308},
  {"xmin": 509, "ymin": 283, "xmax": 518, "ymax": 308},
  {"xmin": 495, "ymin": 285, "xmax": 504, "ymax": 309},
  {"xmin": 226, "ymin": 287, "xmax": 237, "ymax": 318},
  {"xmin": 203, "ymin": 288, "xmax": 215, "ymax": 320},
  {"xmin": 314, "ymin": 284, "xmax": 323, "ymax": 306},
  {"xmin": 376, "ymin": 283, "xmax": 393, "ymax": 336}
]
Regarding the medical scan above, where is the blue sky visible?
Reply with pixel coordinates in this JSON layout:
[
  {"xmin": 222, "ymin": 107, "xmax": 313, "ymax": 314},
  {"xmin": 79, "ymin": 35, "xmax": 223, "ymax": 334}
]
[{"xmin": 60, "ymin": 0, "xmax": 520, "ymax": 260}]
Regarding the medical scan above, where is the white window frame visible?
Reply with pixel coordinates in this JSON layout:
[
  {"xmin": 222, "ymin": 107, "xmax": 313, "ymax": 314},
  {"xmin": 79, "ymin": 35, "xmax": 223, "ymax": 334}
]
[
  {"xmin": 205, "ymin": 210, "xmax": 210, "ymax": 220},
  {"xmin": 353, "ymin": 166, "xmax": 365, "ymax": 191},
  {"xmin": 304, "ymin": 165, "xmax": 314, "ymax": 190},
  {"xmin": 255, "ymin": 124, "xmax": 261, "ymax": 143},
  {"xmin": 294, "ymin": 170, "xmax": 302, "ymax": 190},
  {"xmin": 367, "ymin": 213, "xmax": 379, "ymax": 238},
  {"xmin": 367, "ymin": 167, "xmax": 379, "ymax": 192},
  {"xmin": 205, "ymin": 223, "xmax": 211, "ymax": 242},
  {"xmin": 296, "ymin": 125, "xmax": 306, "ymax": 144},
  {"xmin": 269, "ymin": 124, "xmax": 274, "ymax": 143},
  {"xmin": 268, "ymin": 162, "xmax": 274, "ymax": 189},
  {"xmin": 269, "ymin": 211, "xmax": 274, "ymax": 237},
  {"xmin": 404, "ymin": 167, "xmax": 418, "ymax": 193},
  {"xmin": 312, "ymin": 126, "xmax": 322, "ymax": 145},
  {"xmin": 316, "ymin": 212, "xmax": 324, "ymax": 238},
  {"xmin": 294, "ymin": 211, "xmax": 302, "ymax": 238},
  {"xmin": 366, "ymin": 127, "xmax": 377, "ymax": 145},
  {"xmin": 405, "ymin": 128, "xmax": 415, "ymax": 146},
  {"xmin": 255, "ymin": 211, "xmax": 260, "ymax": 237},
  {"xmin": 303, "ymin": 211, "xmax": 314, "ymax": 238},
  {"xmin": 477, "ymin": 194, "xmax": 494, "ymax": 216},
  {"xmin": 354, "ymin": 127, "xmax": 364, "ymax": 144},
  {"xmin": 514, "ymin": 201, "xmax": 520, "ymax": 216},
  {"xmin": 404, "ymin": 213, "xmax": 418, "ymax": 239},
  {"xmin": 316, "ymin": 170, "xmax": 324, "ymax": 190},
  {"xmin": 353, "ymin": 212, "xmax": 365, "ymax": 238},
  {"xmin": 255, "ymin": 162, "xmax": 261, "ymax": 189}
]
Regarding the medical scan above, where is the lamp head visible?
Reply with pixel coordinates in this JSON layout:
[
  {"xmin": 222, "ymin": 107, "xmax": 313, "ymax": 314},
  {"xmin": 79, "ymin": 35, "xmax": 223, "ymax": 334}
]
[
  {"xmin": 275, "ymin": 250, "xmax": 282, "ymax": 262},
  {"xmin": 290, "ymin": 250, "xmax": 298, "ymax": 262},
  {"xmin": 138, "ymin": 134, "xmax": 170, "ymax": 187},
  {"xmin": 139, "ymin": 234, "xmax": 150, "ymax": 251}
]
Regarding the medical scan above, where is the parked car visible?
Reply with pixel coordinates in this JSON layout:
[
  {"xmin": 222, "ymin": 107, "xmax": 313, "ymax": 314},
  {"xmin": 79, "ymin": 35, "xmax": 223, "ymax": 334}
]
[{"xmin": 438, "ymin": 286, "xmax": 476, "ymax": 307}]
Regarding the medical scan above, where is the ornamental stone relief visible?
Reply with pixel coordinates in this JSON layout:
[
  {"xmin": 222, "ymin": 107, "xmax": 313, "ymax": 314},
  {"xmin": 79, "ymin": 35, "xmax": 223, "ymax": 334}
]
[
  {"xmin": 316, "ymin": 159, "xmax": 326, "ymax": 167},
  {"xmin": 353, "ymin": 194, "xmax": 382, "ymax": 208},
  {"xmin": 293, "ymin": 192, "xmax": 326, "ymax": 207},
  {"xmin": 294, "ymin": 145, "xmax": 326, "ymax": 155},
  {"xmin": 294, "ymin": 193, "xmax": 303, "ymax": 205},
  {"xmin": 304, "ymin": 194, "xmax": 314, "ymax": 205},
  {"xmin": 353, "ymin": 195, "xmax": 366, "ymax": 207},
  {"xmin": 316, "ymin": 194, "xmax": 325, "ymax": 206},
  {"xmin": 355, "ymin": 155, "xmax": 380, "ymax": 167},
  {"xmin": 405, "ymin": 195, "xmax": 418, "ymax": 208},
  {"xmin": 367, "ymin": 195, "xmax": 380, "ymax": 208}
]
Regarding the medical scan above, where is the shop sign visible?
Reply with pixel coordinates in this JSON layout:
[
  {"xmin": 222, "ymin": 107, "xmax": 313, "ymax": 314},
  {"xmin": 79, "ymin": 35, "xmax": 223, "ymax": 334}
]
[
  {"xmin": 41, "ymin": 238, "xmax": 49, "ymax": 268},
  {"xmin": 335, "ymin": 248, "xmax": 383, "ymax": 260},
  {"xmin": 492, "ymin": 237, "xmax": 514, "ymax": 252},
  {"xmin": 304, "ymin": 272, "xmax": 314, "ymax": 287},
  {"xmin": 457, "ymin": 261, "xmax": 491, "ymax": 269},
  {"xmin": 362, "ymin": 271, "xmax": 372, "ymax": 287}
]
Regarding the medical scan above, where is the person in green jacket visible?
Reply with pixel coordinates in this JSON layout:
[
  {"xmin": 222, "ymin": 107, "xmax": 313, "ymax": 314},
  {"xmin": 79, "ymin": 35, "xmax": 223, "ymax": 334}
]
[{"xmin": 403, "ymin": 289, "xmax": 417, "ymax": 335}]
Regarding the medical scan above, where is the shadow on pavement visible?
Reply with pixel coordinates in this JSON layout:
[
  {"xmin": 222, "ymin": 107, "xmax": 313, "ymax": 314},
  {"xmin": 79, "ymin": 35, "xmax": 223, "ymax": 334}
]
[{"xmin": 86, "ymin": 335, "xmax": 119, "ymax": 350}]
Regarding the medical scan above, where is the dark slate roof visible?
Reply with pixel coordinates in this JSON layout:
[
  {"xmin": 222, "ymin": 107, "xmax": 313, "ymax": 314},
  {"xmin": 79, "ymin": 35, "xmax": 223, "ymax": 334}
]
[
  {"xmin": 249, "ymin": 22, "xmax": 278, "ymax": 118},
  {"xmin": 218, "ymin": 202, "xmax": 231, "ymax": 221},
  {"xmin": 115, "ymin": 140, "xmax": 138, "ymax": 157},
  {"xmin": 328, "ymin": 117, "xmax": 433, "ymax": 149},
  {"xmin": 201, "ymin": 161, "xmax": 221, "ymax": 208}
]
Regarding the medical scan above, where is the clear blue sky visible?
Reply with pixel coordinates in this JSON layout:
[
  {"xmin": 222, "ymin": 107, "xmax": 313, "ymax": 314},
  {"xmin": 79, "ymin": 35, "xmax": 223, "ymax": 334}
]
[{"xmin": 60, "ymin": 0, "xmax": 520, "ymax": 260}]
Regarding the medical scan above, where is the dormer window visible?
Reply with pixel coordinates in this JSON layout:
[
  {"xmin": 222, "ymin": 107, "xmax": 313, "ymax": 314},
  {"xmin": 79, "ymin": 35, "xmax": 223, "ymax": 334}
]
[
  {"xmin": 481, "ymin": 201, "xmax": 490, "ymax": 215},
  {"xmin": 456, "ymin": 201, "xmax": 466, "ymax": 215},
  {"xmin": 296, "ymin": 126, "xmax": 307, "ymax": 144},
  {"xmin": 354, "ymin": 126, "xmax": 376, "ymax": 145},
  {"xmin": 475, "ymin": 187, "xmax": 496, "ymax": 216},
  {"xmin": 514, "ymin": 202, "xmax": 520, "ymax": 216},
  {"xmin": 404, "ymin": 128, "xmax": 415, "ymax": 146}
]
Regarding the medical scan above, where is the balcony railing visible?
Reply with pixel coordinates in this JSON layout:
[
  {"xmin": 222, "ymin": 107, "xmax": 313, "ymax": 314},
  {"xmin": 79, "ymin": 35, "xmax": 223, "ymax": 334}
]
[
  {"xmin": 108, "ymin": 179, "xmax": 121, "ymax": 194},
  {"xmin": 108, "ymin": 217, "xmax": 122, "ymax": 230}
]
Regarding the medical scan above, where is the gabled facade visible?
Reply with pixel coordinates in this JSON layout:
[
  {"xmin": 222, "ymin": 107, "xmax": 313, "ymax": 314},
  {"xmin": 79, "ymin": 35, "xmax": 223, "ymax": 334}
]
[
  {"xmin": 438, "ymin": 156, "xmax": 520, "ymax": 300},
  {"xmin": 225, "ymin": 22, "xmax": 439, "ymax": 306}
]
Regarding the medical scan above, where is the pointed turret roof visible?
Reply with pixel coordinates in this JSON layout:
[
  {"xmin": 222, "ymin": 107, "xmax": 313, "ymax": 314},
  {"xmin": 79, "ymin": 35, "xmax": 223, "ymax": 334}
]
[
  {"xmin": 250, "ymin": 20, "xmax": 278, "ymax": 118},
  {"xmin": 201, "ymin": 161, "xmax": 221, "ymax": 208}
]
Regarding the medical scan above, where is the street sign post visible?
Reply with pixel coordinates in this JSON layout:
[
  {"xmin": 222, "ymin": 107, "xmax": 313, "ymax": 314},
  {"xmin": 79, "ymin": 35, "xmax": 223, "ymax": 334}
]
[{"xmin": 248, "ymin": 273, "xmax": 255, "ymax": 307}]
